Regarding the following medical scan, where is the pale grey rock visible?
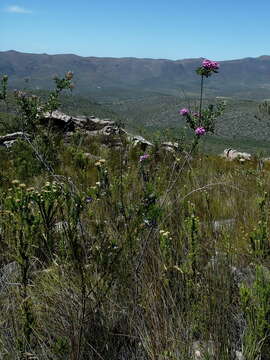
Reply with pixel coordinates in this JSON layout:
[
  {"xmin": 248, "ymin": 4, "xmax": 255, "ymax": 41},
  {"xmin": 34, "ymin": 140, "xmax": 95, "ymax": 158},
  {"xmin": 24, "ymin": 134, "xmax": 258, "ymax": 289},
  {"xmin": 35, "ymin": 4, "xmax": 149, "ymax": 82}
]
[
  {"xmin": 230, "ymin": 266, "xmax": 255, "ymax": 287},
  {"xmin": 83, "ymin": 152, "xmax": 100, "ymax": 161},
  {"xmin": 54, "ymin": 221, "xmax": 68, "ymax": 234},
  {"xmin": 193, "ymin": 340, "xmax": 245, "ymax": 360},
  {"xmin": 74, "ymin": 115, "xmax": 115, "ymax": 131},
  {"xmin": 0, "ymin": 132, "xmax": 29, "ymax": 147},
  {"xmin": 129, "ymin": 134, "xmax": 153, "ymax": 151},
  {"xmin": 222, "ymin": 148, "xmax": 252, "ymax": 161},
  {"xmin": 54, "ymin": 220, "xmax": 85, "ymax": 236},
  {"xmin": 3, "ymin": 140, "xmax": 17, "ymax": 148},
  {"xmin": 213, "ymin": 218, "xmax": 235, "ymax": 232},
  {"xmin": 161, "ymin": 142, "xmax": 179, "ymax": 152},
  {"xmin": 192, "ymin": 341, "xmax": 215, "ymax": 359},
  {"xmin": 235, "ymin": 350, "xmax": 245, "ymax": 360}
]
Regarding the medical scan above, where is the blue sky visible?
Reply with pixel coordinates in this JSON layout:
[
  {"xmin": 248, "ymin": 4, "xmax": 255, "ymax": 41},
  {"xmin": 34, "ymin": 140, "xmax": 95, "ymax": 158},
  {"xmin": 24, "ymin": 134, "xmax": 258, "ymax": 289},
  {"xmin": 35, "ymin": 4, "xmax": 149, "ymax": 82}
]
[{"xmin": 1, "ymin": 0, "xmax": 270, "ymax": 60}]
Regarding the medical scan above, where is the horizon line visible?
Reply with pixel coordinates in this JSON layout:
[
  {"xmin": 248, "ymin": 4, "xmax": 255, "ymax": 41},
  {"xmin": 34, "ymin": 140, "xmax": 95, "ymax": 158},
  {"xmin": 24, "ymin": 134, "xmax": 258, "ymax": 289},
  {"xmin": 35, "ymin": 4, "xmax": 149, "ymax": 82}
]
[{"xmin": 1, "ymin": 49, "xmax": 270, "ymax": 62}]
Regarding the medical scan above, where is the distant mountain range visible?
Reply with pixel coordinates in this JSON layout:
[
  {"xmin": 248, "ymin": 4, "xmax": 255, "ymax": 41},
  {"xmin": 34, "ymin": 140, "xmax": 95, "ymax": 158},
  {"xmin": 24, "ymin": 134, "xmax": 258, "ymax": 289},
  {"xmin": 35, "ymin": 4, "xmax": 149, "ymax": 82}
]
[{"xmin": 1, "ymin": 50, "xmax": 270, "ymax": 100}]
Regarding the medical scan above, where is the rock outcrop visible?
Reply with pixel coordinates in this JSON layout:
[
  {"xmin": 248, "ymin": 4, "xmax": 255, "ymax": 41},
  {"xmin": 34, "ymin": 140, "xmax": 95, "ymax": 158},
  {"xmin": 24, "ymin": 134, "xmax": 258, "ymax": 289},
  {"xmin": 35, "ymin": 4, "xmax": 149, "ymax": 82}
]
[
  {"xmin": 40, "ymin": 110, "xmax": 115, "ymax": 133},
  {"xmin": 0, "ymin": 111, "xmax": 197, "ymax": 155},
  {"xmin": 40, "ymin": 110, "xmax": 157, "ymax": 150}
]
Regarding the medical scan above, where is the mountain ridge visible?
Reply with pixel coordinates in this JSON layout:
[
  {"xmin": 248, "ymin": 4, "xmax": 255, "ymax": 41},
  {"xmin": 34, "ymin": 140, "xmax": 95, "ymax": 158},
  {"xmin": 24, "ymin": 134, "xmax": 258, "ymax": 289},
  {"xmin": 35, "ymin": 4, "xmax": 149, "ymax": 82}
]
[
  {"xmin": 3, "ymin": 49, "xmax": 270, "ymax": 62},
  {"xmin": 1, "ymin": 50, "xmax": 270, "ymax": 100}
]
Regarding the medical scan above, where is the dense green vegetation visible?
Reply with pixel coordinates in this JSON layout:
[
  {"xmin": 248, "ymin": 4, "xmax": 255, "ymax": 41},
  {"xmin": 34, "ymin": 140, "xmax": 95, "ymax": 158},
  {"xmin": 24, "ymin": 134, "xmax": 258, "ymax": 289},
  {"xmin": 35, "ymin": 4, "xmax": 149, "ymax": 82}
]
[{"xmin": 1, "ymin": 65, "xmax": 270, "ymax": 359}]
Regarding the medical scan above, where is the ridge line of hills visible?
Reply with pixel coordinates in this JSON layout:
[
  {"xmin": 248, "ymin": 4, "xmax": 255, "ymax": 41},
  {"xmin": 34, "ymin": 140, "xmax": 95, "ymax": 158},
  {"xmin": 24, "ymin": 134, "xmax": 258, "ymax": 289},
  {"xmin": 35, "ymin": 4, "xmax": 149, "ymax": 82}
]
[
  {"xmin": 2, "ymin": 49, "xmax": 270, "ymax": 62},
  {"xmin": 2, "ymin": 50, "xmax": 270, "ymax": 100}
]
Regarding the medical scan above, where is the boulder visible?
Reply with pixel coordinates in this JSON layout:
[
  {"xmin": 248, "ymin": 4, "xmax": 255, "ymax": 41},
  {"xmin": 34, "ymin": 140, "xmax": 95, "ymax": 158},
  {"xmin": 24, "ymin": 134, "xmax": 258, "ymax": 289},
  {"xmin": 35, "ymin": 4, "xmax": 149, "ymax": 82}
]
[
  {"xmin": 212, "ymin": 218, "xmax": 235, "ymax": 232},
  {"xmin": 0, "ymin": 132, "xmax": 29, "ymax": 148},
  {"xmin": 40, "ymin": 110, "xmax": 75, "ymax": 131},
  {"xmin": 161, "ymin": 142, "xmax": 179, "ymax": 152},
  {"xmin": 222, "ymin": 148, "xmax": 252, "ymax": 162},
  {"xmin": 128, "ymin": 134, "xmax": 153, "ymax": 151}
]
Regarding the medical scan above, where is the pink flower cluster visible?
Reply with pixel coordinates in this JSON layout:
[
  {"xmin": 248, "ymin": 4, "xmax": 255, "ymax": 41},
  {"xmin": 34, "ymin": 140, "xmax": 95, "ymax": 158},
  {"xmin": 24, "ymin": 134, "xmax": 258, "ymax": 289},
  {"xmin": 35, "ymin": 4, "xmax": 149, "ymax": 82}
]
[
  {"xmin": 179, "ymin": 108, "xmax": 190, "ymax": 116},
  {"xmin": 202, "ymin": 59, "xmax": 219, "ymax": 71},
  {"xmin": 195, "ymin": 127, "xmax": 206, "ymax": 136},
  {"xmin": 139, "ymin": 154, "xmax": 150, "ymax": 162}
]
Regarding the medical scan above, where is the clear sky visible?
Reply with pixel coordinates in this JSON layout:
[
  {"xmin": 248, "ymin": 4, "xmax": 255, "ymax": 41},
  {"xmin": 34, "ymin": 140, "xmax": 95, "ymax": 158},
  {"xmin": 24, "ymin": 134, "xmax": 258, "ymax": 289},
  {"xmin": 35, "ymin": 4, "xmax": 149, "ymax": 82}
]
[{"xmin": 1, "ymin": 0, "xmax": 270, "ymax": 60}]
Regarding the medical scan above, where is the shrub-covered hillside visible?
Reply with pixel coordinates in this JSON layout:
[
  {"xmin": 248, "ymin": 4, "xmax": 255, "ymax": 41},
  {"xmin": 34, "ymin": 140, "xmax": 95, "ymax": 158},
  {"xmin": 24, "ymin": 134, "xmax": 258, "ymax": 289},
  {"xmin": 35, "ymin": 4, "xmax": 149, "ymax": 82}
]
[{"xmin": 0, "ymin": 63, "xmax": 270, "ymax": 359}]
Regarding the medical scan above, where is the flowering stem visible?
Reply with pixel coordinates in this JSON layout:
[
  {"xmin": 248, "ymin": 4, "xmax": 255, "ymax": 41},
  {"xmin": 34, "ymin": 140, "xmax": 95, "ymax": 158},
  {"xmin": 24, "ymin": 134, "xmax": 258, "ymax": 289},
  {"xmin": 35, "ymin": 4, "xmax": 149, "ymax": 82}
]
[{"xmin": 199, "ymin": 74, "xmax": 204, "ymax": 121}]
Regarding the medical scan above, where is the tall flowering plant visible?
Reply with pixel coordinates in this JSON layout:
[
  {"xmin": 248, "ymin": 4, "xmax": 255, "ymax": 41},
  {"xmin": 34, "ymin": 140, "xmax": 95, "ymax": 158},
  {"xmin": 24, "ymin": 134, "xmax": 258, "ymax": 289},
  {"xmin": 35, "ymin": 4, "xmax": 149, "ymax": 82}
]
[
  {"xmin": 196, "ymin": 59, "xmax": 220, "ymax": 78},
  {"xmin": 179, "ymin": 58, "xmax": 225, "ymax": 139}
]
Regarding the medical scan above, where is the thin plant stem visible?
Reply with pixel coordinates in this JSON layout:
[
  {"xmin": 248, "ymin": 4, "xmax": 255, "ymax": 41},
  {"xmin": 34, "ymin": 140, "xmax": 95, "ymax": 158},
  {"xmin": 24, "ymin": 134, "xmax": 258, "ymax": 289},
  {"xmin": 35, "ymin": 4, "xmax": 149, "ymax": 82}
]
[{"xmin": 199, "ymin": 74, "xmax": 204, "ymax": 121}]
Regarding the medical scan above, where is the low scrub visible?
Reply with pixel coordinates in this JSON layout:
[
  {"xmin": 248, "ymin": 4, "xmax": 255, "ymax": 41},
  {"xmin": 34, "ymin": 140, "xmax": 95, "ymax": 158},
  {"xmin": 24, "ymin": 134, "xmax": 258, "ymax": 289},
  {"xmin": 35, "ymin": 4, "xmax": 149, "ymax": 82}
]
[{"xmin": 0, "ymin": 62, "xmax": 269, "ymax": 359}]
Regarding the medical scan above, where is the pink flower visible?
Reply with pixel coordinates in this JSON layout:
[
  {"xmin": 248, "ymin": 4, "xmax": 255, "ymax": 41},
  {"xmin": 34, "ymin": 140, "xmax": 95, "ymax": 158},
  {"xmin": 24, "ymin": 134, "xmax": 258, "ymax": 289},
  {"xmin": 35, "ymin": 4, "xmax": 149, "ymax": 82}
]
[
  {"xmin": 195, "ymin": 127, "xmax": 206, "ymax": 136},
  {"xmin": 202, "ymin": 59, "xmax": 219, "ymax": 70},
  {"xmin": 139, "ymin": 154, "xmax": 150, "ymax": 162},
  {"xmin": 179, "ymin": 108, "xmax": 190, "ymax": 116}
]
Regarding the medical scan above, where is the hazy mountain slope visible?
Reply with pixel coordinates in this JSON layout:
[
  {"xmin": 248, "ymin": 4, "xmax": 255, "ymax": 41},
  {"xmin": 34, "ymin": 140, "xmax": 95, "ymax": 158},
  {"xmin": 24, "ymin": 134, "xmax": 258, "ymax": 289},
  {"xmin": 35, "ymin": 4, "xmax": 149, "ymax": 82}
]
[{"xmin": 1, "ymin": 51, "xmax": 270, "ymax": 99}]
